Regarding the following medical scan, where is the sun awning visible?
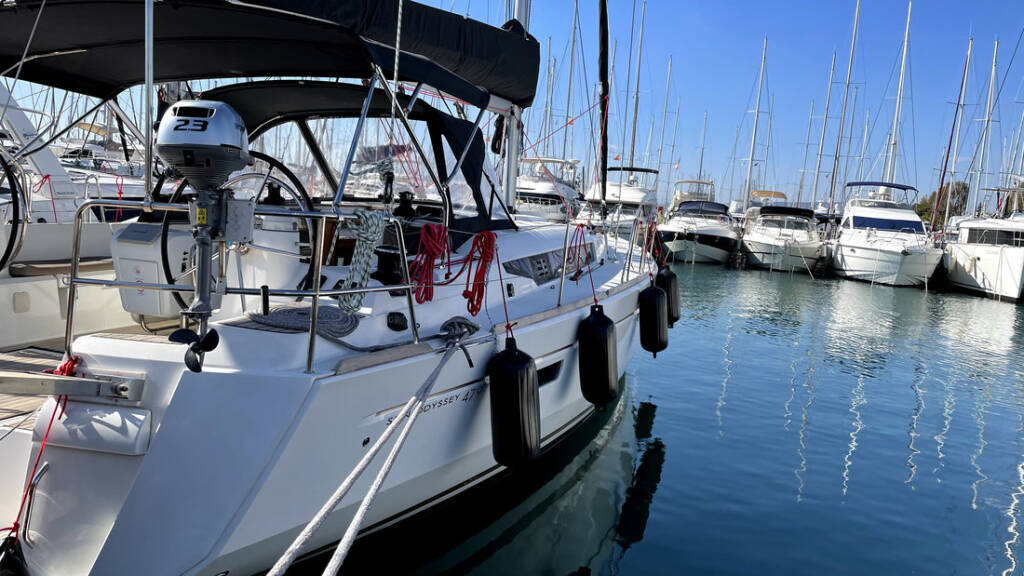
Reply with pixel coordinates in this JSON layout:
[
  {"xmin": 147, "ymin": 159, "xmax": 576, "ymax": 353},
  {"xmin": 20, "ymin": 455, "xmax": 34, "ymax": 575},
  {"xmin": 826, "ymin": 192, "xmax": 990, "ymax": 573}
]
[
  {"xmin": 0, "ymin": 0, "xmax": 539, "ymax": 108},
  {"xmin": 201, "ymin": 80, "xmax": 438, "ymax": 137}
]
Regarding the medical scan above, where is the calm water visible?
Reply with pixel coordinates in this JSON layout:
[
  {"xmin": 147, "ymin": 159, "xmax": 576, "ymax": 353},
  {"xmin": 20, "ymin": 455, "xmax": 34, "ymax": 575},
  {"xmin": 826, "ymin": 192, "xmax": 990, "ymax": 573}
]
[{"xmin": 426, "ymin": 263, "xmax": 1024, "ymax": 575}]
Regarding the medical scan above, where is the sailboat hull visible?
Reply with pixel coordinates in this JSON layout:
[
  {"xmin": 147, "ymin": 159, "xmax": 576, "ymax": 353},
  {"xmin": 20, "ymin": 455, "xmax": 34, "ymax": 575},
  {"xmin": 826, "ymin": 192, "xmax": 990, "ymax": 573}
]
[{"xmin": 7, "ymin": 276, "xmax": 645, "ymax": 576}]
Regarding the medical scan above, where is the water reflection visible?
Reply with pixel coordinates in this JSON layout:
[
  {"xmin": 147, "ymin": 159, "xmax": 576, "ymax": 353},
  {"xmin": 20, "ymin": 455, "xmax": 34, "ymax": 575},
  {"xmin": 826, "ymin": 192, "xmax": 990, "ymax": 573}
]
[
  {"xmin": 431, "ymin": 266, "xmax": 1024, "ymax": 576},
  {"xmin": 972, "ymin": 382, "xmax": 991, "ymax": 510},
  {"xmin": 616, "ymin": 438, "xmax": 666, "ymax": 549},
  {"xmin": 904, "ymin": 361, "xmax": 926, "ymax": 485},
  {"xmin": 933, "ymin": 374, "xmax": 955, "ymax": 476},
  {"xmin": 716, "ymin": 314, "xmax": 735, "ymax": 434},
  {"xmin": 842, "ymin": 374, "xmax": 867, "ymax": 497},
  {"xmin": 1003, "ymin": 415, "xmax": 1024, "ymax": 576}
]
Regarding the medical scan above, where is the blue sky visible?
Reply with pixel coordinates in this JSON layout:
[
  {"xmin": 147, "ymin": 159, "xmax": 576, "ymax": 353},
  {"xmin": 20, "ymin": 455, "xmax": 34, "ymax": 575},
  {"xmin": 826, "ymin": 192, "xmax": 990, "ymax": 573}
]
[{"xmin": 442, "ymin": 0, "xmax": 1024, "ymax": 207}]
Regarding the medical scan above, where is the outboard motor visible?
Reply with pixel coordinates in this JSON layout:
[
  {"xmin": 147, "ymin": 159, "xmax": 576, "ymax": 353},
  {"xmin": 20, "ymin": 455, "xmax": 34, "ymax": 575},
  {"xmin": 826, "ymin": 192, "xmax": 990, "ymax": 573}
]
[{"xmin": 155, "ymin": 100, "xmax": 253, "ymax": 372}]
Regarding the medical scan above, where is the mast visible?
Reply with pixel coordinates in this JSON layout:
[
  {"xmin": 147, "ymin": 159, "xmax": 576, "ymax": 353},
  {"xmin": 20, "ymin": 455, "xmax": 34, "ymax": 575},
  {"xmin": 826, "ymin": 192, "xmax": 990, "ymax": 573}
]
[
  {"xmin": 828, "ymin": 0, "xmax": 860, "ymax": 211},
  {"xmin": 620, "ymin": 0, "xmax": 637, "ymax": 170},
  {"xmin": 765, "ymin": 93, "xmax": 774, "ymax": 190},
  {"xmin": 858, "ymin": 108, "xmax": 870, "ymax": 181},
  {"xmin": 1008, "ymin": 110, "xmax": 1024, "ymax": 189},
  {"xmin": 938, "ymin": 37, "xmax": 972, "ymax": 231},
  {"xmin": 841, "ymin": 86, "xmax": 859, "ymax": 190},
  {"xmin": 666, "ymin": 97, "xmax": 682, "ymax": 205},
  {"xmin": 970, "ymin": 40, "xmax": 997, "ymax": 215},
  {"xmin": 697, "ymin": 110, "xmax": 708, "ymax": 184},
  {"xmin": 797, "ymin": 100, "xmax": 814, "ymax": 205},
  {"xmin": 598, "ymin": 0, "xmax": 609, "ymax": 217},
  {"xmin": 560, "ymin": 0, "xmax": 579, "ymax": 162},
  {"xmin": 144, "ymin": 0, "xmax": 154, "ymax": 204},
  {"xmin": 502, "ymin": 0, "xmax": 531, "ymax": 207},
  {"xmin": 883, "ymin": 1, "xmax": 912, "ymax": 184},
  {"xmin": 811, "ymin": 51, "xmax": 836, "ymax": 206},
  {"xmin": 654, "ymin": 56, "xmax": 672, "ymax": 194},
  {"xmin": 727, "ymin": 124, "xmax": 740, "ymax": 200},
  {"xmin": 743, "ymin": 37, "xmax": 767, "ymax": 212},
  {"xmin": 628, "ymin": 0, "xmax": 646, "ymax": 168},
  {"xmin": 541, "ymin": 37, "xmax": 554, "ymax": 157}
]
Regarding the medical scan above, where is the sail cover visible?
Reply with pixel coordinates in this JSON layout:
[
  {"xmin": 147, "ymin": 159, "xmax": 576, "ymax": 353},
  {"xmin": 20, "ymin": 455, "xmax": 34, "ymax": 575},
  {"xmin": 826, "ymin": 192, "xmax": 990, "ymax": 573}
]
[{"xmin": 0, "ymin": 0, "xmax": 539, "ymax": 108}]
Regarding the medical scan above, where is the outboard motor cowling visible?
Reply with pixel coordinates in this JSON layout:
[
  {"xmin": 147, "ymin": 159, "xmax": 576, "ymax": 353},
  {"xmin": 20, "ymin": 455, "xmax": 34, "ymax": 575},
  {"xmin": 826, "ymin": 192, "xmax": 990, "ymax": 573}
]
[
  {"xmin": 155, "ymin": 100, "xmax": 251, "ymax": 189},
  {"xmin": 154, "ymin": 100, "xmax": 253, "ymax": 372}
]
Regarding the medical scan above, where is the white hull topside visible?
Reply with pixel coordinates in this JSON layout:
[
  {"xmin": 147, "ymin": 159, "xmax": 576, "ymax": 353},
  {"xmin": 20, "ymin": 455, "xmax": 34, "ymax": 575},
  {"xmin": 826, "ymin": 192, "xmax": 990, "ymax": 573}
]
[
  {"xmin": 831, "ymin": 240, "xmax": 943, "ymax": 287},
  {"xmin": 944, "ymin": 242, "xmax": 1024, "ymax": 300},
  {"xmin": 0, "ymin": 224, "xmax": 650, "ymax": 576},
  {"xmin": 743, "ymin": 236, "xmax": 824, "ymax": 273}
]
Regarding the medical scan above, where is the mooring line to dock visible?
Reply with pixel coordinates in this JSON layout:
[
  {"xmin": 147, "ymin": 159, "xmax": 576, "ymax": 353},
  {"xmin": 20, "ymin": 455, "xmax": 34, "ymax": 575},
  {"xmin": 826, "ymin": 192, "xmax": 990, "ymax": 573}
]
[{"xmin": 268, "ymin": 329, "xmax": 470, "ymax": 576}]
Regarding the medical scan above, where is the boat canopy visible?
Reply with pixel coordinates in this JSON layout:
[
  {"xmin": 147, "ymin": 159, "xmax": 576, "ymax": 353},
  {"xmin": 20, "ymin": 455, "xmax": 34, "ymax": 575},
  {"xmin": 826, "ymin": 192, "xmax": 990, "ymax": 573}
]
[
  {"xmin": 675, "ymin": 200, "xmax": 728, "ymax": 215},
  {"xmin": 202, "ymin": 80, "xmax": 509, "ymax": 237},
  {"xmin": 609, "ymin": 166, "xmax": 658, "ymax": 174},
  {"xmin": 201, "ymin": 80, "xmax": 437, "ymax": 138},
  {"xmin": 844, "ymin": 181, "xmax": 917, "ymax": 192},
  {"xmin": 751, "ymin": 190, "xmax": 787, "ymax": 199},
  {"xmin": 760, "ymin": 206, "xmax": 815, "ymax": 219},
  {"xmin": 0, "ymin": 0, "xmax": 540, "ymax": 109}
]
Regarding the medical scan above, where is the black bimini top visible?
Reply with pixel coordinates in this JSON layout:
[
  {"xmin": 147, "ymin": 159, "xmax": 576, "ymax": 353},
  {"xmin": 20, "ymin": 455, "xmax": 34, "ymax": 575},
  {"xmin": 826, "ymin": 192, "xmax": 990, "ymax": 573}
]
[
  {"xmin": 844, "ymin": 181, "xmax": 918, "ymax": 192},
  {"xmin": 760, "ymin": 206, "xmax": 815, "ymax": 219},
  {"xmin": 0, "ymin": 0, "xmax": 540, "ymax": 108},
  {"xmin": 676, "ymin": 201, "xmax": 728, "ymax": 215},
  {"xmin": 201, "ymin": 80, "xmax": 437, "ymax": 138}
]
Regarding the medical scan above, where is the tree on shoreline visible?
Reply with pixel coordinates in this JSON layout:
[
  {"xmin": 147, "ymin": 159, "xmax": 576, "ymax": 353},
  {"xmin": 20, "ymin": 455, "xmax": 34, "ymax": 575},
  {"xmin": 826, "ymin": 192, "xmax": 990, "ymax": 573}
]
[{"xmin": 915, "ymin": 181, "xmax": 968, "ymax": 228}]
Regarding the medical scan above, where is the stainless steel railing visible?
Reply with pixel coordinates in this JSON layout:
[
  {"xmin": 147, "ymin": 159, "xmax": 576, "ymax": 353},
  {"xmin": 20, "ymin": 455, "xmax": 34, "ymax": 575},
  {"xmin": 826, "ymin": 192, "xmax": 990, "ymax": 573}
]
[{"xmin": 65, "ymin": 199, "xmax": 421, "ymax": 373}]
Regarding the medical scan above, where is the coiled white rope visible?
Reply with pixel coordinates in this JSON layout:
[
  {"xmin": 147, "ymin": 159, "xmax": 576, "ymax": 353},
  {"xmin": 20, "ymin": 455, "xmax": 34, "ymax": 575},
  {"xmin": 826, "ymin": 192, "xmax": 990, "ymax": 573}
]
[{"xmin": 336, "ymin": 209, "xmax": 385, "ymax": 313}]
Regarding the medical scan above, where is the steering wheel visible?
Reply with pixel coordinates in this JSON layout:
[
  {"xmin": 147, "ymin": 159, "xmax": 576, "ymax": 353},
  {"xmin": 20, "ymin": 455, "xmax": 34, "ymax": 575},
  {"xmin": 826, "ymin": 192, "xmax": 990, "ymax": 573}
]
[
  {"xmin": 159, "ymin": 150, "xmax": 318, "ymax": 311},
  {"xmin": 0, "ymin": 154, "xmax": 23, "ymax": 273}
]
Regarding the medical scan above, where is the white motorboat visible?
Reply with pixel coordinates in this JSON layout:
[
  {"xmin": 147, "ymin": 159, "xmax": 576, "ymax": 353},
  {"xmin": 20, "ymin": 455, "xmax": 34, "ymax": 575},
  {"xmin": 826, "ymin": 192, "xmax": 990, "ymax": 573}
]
[
  {"xmin": 830, "ymin": 182, "xmax": 942, "ymax": 287},
  {"xmin": 742, "ymin": 205, "xmax": 825, "ymax": 273},
  {"xmin": 0, "ymin": 3, "xmax": 662, "ymax": 575},
  {"xmin": 515, "ymin": 157, "xmax": 581, "ymax": 222},
  {"xmin": 578, "ymin": 166, "xmax": 658, "ymax": 234},
  {"xmin": 667, "ymin": 179, "xmax": 714, "ymax": 212},
  {"xmin": 944, "ymin": 214, "xmax": 1024, "ymax": 300},
  {"xmin": 658, "ymin": 200, "xmax": 738, "ymax": 264}
]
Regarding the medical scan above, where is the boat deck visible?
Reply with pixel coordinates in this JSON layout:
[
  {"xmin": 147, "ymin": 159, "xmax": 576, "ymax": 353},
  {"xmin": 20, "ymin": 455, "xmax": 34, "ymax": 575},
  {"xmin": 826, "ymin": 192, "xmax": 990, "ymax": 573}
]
[
  {"xmin": 0, "ymin": 321, "xmax": 178, "ymax": 431},
  {"xmin": 0, "ymin": 348, "xmax": 62, "ymax": 431}
]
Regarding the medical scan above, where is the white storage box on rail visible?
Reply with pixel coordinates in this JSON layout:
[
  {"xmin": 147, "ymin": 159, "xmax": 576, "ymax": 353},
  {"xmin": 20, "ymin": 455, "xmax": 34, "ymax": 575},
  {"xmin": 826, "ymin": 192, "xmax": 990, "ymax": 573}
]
[{"xmin": 111, "ymin": 221, "xmax": 194, "ymax": 317}]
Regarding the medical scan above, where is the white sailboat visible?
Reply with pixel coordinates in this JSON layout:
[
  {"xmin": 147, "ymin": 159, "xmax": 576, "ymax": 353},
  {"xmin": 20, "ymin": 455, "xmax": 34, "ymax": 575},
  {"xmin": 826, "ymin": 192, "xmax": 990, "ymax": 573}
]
[{"xmin": 0, "ymin": 2, "xmax": 662, "ymax": 575}]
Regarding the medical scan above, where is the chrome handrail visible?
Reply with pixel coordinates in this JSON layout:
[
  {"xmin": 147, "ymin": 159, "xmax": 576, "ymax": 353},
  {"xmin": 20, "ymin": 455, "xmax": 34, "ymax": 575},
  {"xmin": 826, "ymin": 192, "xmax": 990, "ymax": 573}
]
[
  {"xmin": 65, "ymin": 199, "xmax": 421, "ymax": 371},
  {"xmin": 22, "ymin": 461, "xmax": 49, "ymax": 548}
]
